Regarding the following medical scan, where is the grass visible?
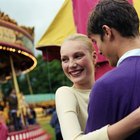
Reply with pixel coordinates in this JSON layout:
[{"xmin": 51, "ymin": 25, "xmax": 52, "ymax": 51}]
[{"xmin": 37, "ymin": 116, "xmax": 55, "ymax": 140}]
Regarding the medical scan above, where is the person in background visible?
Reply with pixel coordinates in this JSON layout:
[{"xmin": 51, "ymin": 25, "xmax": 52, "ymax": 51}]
[
  {"xmin": 55, "ymin": 33, "xmax": 140, "ymax": 140},
  {"xmin": 27, "ymin": 105, "xmax": 37, "ymax": 125},
  {"xmin": 7, "ymin": 88, "xmax": 22, "ymax": 131},
  {"xmin": 50, "ymin": 108, "xmax": 63, "ymax": 140},
  {"xmin": 86, "ymin": 0, "xmax": 140, "ymax": 139},
  {"xmin": 0, "ymin": 121, "xmax": 8, "ymax": 140},
  {"xmin": 0, "ymin": 101, "xmax": 8, "ymax": 140}
]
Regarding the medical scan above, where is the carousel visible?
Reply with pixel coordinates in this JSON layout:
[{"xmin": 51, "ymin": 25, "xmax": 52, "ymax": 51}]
[
  {"xmin": 0, "ymin": 12, "xmax": 51, "ymax": 140},
  {"xmin": 0, "ymin": 11, "xmax": 37, "ymax": 83},
  {"xmin": 0, "ymin": 11, "xmax": 37, "ymax": 126}
]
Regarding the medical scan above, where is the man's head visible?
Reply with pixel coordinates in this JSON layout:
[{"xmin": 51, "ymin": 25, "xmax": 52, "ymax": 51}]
[
  {"xmin": 88, "ymin": 0, "xmax": 139, "ymax": 38},
  {"xmin": 87, "ymin": 0, "xmax": 140, "ymax": 66}
]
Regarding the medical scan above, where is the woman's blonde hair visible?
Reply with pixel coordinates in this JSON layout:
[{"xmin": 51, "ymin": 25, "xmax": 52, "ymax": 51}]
[{"xmin": 62, "ymin": 33, "xmax": 94, "ymax": 53}]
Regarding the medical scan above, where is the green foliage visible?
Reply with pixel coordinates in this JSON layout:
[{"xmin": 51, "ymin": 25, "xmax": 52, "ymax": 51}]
[{"xmin": 1, "ymin": 80, "xmax": 13, "ymax": 96}]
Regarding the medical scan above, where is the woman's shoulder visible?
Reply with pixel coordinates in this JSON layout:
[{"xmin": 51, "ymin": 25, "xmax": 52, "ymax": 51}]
[
  {"xmin": 55, "ymin": 86, "xmax": 78, "ymax": 109},
  {"xmin": 56, "ymin": 86, "xmax": 73, "ymax": 93},
  {"xmin": 55, "ymin": 86, "xmax": 77, "ymax": 100}
]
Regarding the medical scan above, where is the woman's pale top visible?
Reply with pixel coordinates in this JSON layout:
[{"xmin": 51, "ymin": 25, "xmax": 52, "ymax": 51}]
[{"xmin": 55, "ymin": 86, "xmax": 109, "ymax": 140}]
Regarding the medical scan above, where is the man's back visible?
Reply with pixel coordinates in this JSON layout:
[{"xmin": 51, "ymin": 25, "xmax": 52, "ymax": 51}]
[{"xmin": 86, "ymin": 56, "xmax": 140, "ymax": 139}]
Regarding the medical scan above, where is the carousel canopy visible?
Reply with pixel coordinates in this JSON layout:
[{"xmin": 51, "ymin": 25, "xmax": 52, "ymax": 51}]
[{"xmin": 0, "ymin": 12, "xmax": 37, "ymax": 82}]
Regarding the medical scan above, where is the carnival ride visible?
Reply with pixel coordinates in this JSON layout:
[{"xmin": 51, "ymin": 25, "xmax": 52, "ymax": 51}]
[
  {"xmin": 0, "ymin": 12, "xmax": 51, "ymax": 139},
  {"xmin": 0, "ymin": 12, "xmax": 36, "ymax": 83},
  {"xmin": 0, "ymin": 11, "xmax": 37, "ymax": 124}
]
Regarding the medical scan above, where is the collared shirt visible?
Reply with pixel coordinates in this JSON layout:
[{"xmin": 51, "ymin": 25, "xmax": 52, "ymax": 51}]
[{"xmin": 117, "ymin": 49, "xmax": 140, "ymax": 66}]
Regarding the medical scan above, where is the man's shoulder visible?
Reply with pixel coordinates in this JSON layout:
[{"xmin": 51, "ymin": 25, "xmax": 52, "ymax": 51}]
[
  {"xmin": 94, "ymin": 66, "xmax": 128, "ymax": 90},
  {"xmin": 95, "ymin": 67, "xmax": 118, "ymax": 82}
]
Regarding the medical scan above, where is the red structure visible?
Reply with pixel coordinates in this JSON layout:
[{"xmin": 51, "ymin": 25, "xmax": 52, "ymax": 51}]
[{"xmin": 7, "ymin": 125, "xmax": 51, "ymax": 140}]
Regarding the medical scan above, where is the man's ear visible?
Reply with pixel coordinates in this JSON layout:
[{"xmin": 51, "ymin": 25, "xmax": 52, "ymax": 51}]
[{"xmin": 102, "ymin": 25, "xmax": 112, "ymax": 39}]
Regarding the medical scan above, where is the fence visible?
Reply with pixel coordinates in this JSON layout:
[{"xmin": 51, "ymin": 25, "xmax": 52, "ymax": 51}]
[{"xmin": 7, "ymin": 124, "xmax": 51, "ymax": 140}]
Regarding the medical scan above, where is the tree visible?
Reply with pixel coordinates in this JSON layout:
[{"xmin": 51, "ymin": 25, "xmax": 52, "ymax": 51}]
[
  {"xmin": 19, "ymin": 55, "xmax": 72, "ymax": 94},
  {"xmin": 1, "ymin": 55, "xmax": 72, "ymax": 95}
]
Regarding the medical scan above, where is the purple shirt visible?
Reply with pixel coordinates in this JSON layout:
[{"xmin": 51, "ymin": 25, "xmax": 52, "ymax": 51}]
[{"xmin": 85, "ymin": 56, "xmax": 140, "ymax": 139}]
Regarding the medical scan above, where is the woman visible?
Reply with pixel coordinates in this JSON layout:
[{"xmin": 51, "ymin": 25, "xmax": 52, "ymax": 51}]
[{"xmin": 55, "ymin": 33, "xmax": 140, "ymax": 140}]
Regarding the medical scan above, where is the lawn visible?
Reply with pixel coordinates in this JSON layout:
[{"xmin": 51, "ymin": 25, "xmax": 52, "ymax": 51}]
[{"xmin": 37, "ymin": 116, "xmax": 55, "ymax": 140}]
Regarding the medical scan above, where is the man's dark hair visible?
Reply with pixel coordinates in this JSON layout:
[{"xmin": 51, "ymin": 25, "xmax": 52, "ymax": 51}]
[{"xmin": 87, "ymin": 0, "xmax": 140, "ymax": 40}]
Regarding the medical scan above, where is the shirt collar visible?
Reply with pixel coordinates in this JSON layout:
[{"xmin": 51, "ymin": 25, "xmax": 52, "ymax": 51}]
[{"xmin": 117, "ymin": 49, "xmax": 140, "ymax": 67}]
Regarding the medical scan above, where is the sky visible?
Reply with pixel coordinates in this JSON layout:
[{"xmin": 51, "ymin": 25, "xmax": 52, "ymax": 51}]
[{"xmin": 0, "ymin": 0, "xmax": 64, "ymax": 55}]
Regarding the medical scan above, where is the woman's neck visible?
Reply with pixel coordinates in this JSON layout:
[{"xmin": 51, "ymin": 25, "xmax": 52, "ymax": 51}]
[{"xmin": 73, "ymin": 79, "xmax": 95, "ymax": 90}]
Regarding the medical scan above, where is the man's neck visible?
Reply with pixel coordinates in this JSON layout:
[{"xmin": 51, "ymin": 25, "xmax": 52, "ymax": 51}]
[{"xmin": 118, "ymin": 36, "xmax": 140, "ymax": 59}]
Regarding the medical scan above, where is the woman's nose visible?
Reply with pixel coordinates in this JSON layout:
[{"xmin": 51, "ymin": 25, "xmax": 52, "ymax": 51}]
[{"xmin": 69, "ymin": 60, "xmax": 77, "ymax": 67}]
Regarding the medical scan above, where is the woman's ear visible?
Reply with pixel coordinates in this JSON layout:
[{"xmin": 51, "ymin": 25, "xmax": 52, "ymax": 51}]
[{"xmin": 92, "ymin": 51, "xmax": 97, "ymax": 64}]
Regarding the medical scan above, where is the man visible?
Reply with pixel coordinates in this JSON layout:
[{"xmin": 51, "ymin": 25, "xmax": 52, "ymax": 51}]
[{"xmin": 85, "ymin": 0, "xmax": 140, "ymax": 139}]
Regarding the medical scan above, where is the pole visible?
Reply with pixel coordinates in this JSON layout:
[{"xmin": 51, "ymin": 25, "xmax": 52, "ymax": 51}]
[
  {"xmin": 26, "ymin": 73, "xmax": 33, "ymax": 95},
  {"xmin": 9, "ymin": 55, "xmax": 25, "ymax": 127},
  {"xmin": 0, "ymin": 84, "xmax": 3, "ymax": 101},
  {"xmin": 10, "ymin": 55, "xmax": 20, "ymax": 94}
]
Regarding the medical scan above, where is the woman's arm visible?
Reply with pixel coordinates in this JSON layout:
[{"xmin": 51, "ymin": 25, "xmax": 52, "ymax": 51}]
[
  {"xmin": 55, "ymin": 87, "xmax": 109, "ymax": 140},
  {"xmin": 108, "ymin": 107, "xmax": 140, "ymax": 140}
]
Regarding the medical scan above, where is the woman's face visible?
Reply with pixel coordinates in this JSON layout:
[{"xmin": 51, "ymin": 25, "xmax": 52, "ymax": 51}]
[{"xmin": 60, "ymin": 40, "xmax": 95, "ymax": 89}]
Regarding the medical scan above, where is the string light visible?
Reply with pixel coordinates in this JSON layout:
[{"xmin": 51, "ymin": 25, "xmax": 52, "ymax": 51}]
[{"xmin": 0, "ymin": 45, "xmax": 37, "ymax": 74}]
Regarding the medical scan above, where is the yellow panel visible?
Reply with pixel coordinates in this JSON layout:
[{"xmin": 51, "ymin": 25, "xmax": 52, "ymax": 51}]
[
  {"xmin": 36, "ymin": 0, "xmax": 76, "ymax": 48},
  {"xmin": 133, "ymin": 0, "xmax": 140, "ymax": 30}
]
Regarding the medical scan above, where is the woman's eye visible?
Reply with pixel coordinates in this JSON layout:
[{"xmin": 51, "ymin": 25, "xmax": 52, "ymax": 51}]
[
  {"xmin": 61, "ymin": 58, "xmax": 68, "ymax": 63},
  {"xmin": 75, "ymin": 54, "xmax": 84, "ymax": 59},
  {"xmin": 76, "ymin": 55, "xmax": 82, "ymax": 59}
]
